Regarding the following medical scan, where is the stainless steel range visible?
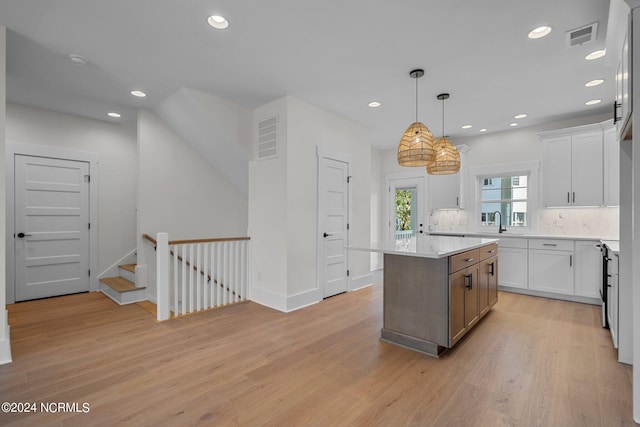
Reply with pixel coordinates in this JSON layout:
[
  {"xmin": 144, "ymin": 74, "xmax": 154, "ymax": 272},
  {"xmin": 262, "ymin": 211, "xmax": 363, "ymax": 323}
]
[{"xmin": 600, "ymin": 240, "xmax": 620, "ymax": 348}]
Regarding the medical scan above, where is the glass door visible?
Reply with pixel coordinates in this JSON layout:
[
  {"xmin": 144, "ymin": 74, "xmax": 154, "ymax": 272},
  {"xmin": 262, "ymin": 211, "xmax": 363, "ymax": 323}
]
[{"xmin": 389, "ymin": 177, "xmax": 425, "ymax": 251}]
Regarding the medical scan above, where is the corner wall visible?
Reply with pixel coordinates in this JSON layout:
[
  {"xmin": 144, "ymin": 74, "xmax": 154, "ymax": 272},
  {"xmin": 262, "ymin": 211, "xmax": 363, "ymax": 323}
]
[
  {"xmin": 6, "ymin": 103, "xmax": 138, "ymax": 274},
  {"xmin": 0, "ymin": 26, "xmax": 10, "ymax": 364},
  {"xmin": 249, "ymin": 96, "xmax": 371, "ymax": 312},
  {"xmin": 137, "ymin": 110, "xmax": 249, "ymax": 301}
]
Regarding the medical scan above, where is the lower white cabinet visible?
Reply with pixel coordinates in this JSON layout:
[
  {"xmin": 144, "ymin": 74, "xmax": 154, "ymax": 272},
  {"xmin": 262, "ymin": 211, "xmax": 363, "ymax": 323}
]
[
  {"xmin": 432, "ymin": 233, "xmax": 604, "ymax": 304},
  {"xmin": 528, "ymin": 248, "xmax": 574, "ymax": 295},
  {"xmin": 574, "ymin": 241, "xmax": 602, "ymax": 299},
  {"xmin": 497, "ymin": 238, "xmax": 527, "ymax": 289}
]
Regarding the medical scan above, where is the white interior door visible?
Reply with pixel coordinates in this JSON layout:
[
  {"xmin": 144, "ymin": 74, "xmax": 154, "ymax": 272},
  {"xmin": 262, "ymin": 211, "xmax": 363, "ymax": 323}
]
[
  {"xmin": 14, "ymin": 155, "xmax": 90, "ymax": 302},
  {"xmin": 388, "ymin": 176, "xmax": 425, "ymax": 251},
  {"xmin": 318, "ymin": 156, "xmax": 349, "ymax": 298}
]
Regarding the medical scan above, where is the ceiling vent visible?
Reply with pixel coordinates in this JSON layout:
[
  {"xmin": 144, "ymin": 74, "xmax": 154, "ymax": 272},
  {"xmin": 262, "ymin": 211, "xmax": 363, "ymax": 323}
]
[
  {"xmin": 566, "ymin": 22, "xmax": 598, "ymax": 48},
  {"xmin": 256, "ymin": 115, "xmax": 279, "ymax": 160}
]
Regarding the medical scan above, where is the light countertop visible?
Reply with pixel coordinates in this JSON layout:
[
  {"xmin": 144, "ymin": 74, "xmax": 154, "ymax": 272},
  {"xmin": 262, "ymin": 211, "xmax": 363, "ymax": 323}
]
[
  {"xmin": 429, "ymin": 230, "xmax": 618, "ymax": 242},
  {"xmin": 349, "ymin": 236, "xmax": 498, "ymax": 259},
  {"xmin": 601, "ymin": 240, "xmax": 619, "ymax": 253}
]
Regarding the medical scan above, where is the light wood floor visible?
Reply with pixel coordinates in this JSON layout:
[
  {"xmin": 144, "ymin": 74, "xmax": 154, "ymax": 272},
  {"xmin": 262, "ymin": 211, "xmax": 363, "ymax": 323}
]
[{"xmin": 0, "ymin": 284, "xmax": 634, "ymax": 426}]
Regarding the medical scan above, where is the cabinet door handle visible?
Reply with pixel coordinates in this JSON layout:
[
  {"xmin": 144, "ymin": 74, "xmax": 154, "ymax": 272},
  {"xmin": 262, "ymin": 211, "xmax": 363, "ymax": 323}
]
[
  {"xmin": 464, "ymin": 274, "xmax": 473, "ymax": 290},
  {"xmin": 465, "ymin": 258, "xmax": 474, "ymax": 262},
  {"xmin": 573, "ymin": 192, "xmax": 575, "ymax": 203},
  {"xmin": 567, "ymin": 192, "xmax": 570, "ymax": 203},
  {"xmin": 542, "ymin": 243, "xmax": 557, "ymax": 247},
  {"xmin": 570, "ymin": 255, "xmax": 572, "ymax": 267},
  {"xmin": 456, "ymin": 197, "xmax": 459, "ymax": 206},
  {"xmin": 489, "ymin": 262, "xmax": 495, "ymax": 276}
]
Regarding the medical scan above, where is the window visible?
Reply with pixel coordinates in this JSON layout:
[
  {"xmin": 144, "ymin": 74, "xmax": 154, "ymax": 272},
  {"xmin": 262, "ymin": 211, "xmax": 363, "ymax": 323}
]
[{"xmin": 479, "ymin": 175, "xmax": 528, "ymax": 228}]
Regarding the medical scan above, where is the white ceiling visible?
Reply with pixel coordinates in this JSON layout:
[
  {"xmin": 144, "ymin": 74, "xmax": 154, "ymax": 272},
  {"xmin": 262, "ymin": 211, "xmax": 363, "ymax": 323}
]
[{"xmin": 0, "ymin": 0, "xmax": 618, "ymax": 150}]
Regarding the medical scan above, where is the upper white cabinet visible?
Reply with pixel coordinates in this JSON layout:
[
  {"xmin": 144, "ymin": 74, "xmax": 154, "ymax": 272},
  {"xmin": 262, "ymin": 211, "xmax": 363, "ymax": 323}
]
[
  {"xmin": 539, "ymin": 122, "xmax": 619, "ymax": 208},
  {"xmin": 541, "ymin": 130, "xmax": 603, "ymax": 207},
  {"xmin": 603, "ymin": 126, "xmax": 620, "ymax": 206},
  {"xmin": 428, "ymin": 144, "xmax": 468, "ymax": 210},
  {"xmin": 429, "ymin": 173, "xmax": 461, "ymax": 209},
  {"xmin": 615, "ymin": 32, "xmax": 632, "ymax": 140}
]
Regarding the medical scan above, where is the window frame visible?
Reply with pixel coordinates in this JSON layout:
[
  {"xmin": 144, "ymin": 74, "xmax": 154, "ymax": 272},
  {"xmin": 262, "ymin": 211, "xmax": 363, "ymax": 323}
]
[{"xmin": 469, "ymin": 161, "xmax": 539, "ymax": 233}]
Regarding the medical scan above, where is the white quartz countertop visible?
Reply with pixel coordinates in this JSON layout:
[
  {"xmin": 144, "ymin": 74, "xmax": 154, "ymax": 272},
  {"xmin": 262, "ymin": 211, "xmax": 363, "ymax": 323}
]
[
  {"xmin": 349, "ymin": 236, "xmax": 499, "ymax": 259},
  {"xmin": 601, "ymin": 240, "xmax": 619, "ymax": 253},
  {"xmin": 429, "ymin": 231, "xmax": 618, "ymax": 242}
]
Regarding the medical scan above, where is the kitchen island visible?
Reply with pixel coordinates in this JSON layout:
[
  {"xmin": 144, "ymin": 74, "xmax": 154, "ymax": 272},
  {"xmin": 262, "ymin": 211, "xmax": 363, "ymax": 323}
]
[{"xmin": 351, "ymin": 236, "xmax": 499, "ymax": 357}]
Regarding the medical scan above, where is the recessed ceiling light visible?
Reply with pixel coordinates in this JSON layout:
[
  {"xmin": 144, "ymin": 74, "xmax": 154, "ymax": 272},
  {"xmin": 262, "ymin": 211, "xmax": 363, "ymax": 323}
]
[
  {"xmin": 207, "ymin": 15, "xmax": 229, "ymax": 29},
  {"xmin": 585, "ymin": 99, "xmax": 602, "ymax": 105},
  {"xmin": 107, "ymin": 112, "xmax": 121, "ymax": 118},
  {"xmin": 585, "ymin": 49, "xmax": 606, "ymax": 60},
  {"xmin": 480, "ymin": 128, "xmax": 488, "ymax": 133},
  {"xmin": 514, "ymin": 113, "xmax": 528, "ymax": 119},
  {"xmin": 130, "ymin": 90, "xmax": 146, "ymax": 98},
  {"xmin": 510, "ymin": 123, "xmax": 519, "ymax": 127},
  {"xmin": 461, "ymin": 124, "xmax": 473, "ymax": 129},
  {"xmin": 585, "ymin": 79, "xmax": 605, "ymax": 87},
  {"xmin": 368, "ymin": 101, "xmax": 381, "ymax": 108},
  {"xmin": 68, "ymin": 54, "xmax": 88, "ymax": 65},
  {"xmin": 528, "ymin": 26, "xmax": 552, "ymax": 39}
]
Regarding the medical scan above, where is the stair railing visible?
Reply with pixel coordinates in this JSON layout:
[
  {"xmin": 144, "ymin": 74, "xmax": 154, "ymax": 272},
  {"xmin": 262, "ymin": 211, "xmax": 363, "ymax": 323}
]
[{"xmin": 143, "ymin": 233, "xmax": 251, "ymax": 321}]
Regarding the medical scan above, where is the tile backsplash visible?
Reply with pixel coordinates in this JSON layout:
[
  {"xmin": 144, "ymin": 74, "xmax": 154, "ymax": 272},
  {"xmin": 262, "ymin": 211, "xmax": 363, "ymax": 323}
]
[{"xmin": 430, "ymin": 207, "xmax": 619, "ymax": 238}]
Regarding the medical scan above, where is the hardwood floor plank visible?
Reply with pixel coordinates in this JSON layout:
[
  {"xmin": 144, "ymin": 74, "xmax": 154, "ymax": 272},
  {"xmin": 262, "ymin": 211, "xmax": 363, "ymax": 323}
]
[{"xmin": 0, "ymin": 287, "xmax": 633, "ymax": 426}]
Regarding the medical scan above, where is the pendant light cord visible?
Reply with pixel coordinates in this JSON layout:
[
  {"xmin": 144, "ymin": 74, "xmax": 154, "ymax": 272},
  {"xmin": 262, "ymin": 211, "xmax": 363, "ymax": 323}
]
[
  {"xmin": 442, "ymin": 97, "xmax": 445, "ymax": 138},
  {"xmin": 415, "ymin": 76, "xmax": 418, "ymax": 123}
]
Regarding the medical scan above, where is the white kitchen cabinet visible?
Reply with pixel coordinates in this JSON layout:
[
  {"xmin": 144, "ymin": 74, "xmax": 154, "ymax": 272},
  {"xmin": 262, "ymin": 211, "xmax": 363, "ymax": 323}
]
[
  {"xmin": 615, "ymin": 32, "xmax": 632, "ymax": 141},
  {"xmin": 528, "ymin": 239, "xmax": 574, "ymax": 295},
  {"xmin": 429, "ymin": 173, "xmax": 461, "ymax": 209},
  {"xmin": 496, "ymin": 238, "xmax": 527, "ymax": 290},
  {"xmin": 608, "ymin": 253, "xmax": 619, "ymax": 349},
  {"xmin": 428, "ymin": 145, "xmax": 467, "ymax": 210},
  {"xmin": 542, "ymin": 130, "xmax": 603, "ymax": 207},
  {"xmin": 574, "ymin": 241, "xmax": 602, "ymax": 299},
  {"xmin": 603, "ymin": 126, "xmax": 620, "ymax": 206}
]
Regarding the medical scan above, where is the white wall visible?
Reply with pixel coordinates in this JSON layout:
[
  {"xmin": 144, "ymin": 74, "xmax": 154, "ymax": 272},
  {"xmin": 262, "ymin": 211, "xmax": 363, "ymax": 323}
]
[
  {"xmin": 5, "ymin": 103, "xmax": 138, "ymax": 274},
  {"xmin": 377, "ymin": 112, "xmax": 620, "ymax": 238},
  {"xmin": 0, "ymin": 26, "xmax": 10, "ymax": 364},
  {"xmin": 286, "ymin": 97, "xmax": 371, "ymax": 295},
  {"xmin": 137, "ymin": 110, "xmax": 249, "ymax": 300},
  {"xmin": 370, "ymin": 148, "xmax": 383, "ymax": 270},
  {"xmin": 249, "ymin": 96, "xmax": 371, "ymax": 312},
  {"xmin": 249, "ymin": 98, "xmax": 289, "ymax": 304}
]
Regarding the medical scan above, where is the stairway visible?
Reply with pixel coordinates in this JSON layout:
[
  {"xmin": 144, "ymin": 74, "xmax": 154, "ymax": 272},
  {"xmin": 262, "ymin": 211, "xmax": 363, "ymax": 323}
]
[{"xmin": 99, "ymin": 264, "xmax": 147, "ymax": 305}]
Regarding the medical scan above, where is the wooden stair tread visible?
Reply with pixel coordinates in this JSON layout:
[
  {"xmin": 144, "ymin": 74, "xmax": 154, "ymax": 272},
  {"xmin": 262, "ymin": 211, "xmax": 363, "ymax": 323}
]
[
  {"xmin": 119, "ymin": 264, "xmax": 136, "ymax": 273},
  {"xmin": 100, "ymin": 276, "xmax": 145, "ymax": 293}
]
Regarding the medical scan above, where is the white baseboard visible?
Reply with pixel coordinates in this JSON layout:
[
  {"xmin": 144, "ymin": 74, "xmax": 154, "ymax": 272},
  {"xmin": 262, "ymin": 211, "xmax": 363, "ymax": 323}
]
[
  {"xmin": 250, "ymin": 286, "xmax": 287, "ymax": 312},
  {"xmin": 350, "ymin": 273, "xmax": 373, "ymax": 291},
  {"xmin": 0, "ymin": 326, "xmax": 12, "ymax": 365},
  {"xmin": 286, "ymin": 288, "xmax": 322, "ymax": 312}
]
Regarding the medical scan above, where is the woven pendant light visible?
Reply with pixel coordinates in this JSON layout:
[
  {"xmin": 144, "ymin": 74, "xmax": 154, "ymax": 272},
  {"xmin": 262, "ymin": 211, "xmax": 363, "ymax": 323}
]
[
  {"xmin": 427, "ymin": 93, "xmax": 460, "ymax": 175},
  {"xmin": 397, "ymin": 69, "xmax": 435, "ymax": 166}
]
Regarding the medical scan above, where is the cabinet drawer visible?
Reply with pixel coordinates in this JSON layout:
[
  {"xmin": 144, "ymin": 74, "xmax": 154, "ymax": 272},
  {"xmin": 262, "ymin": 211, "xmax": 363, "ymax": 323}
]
[
  {"xmin": 497, "ymin": 237, "xmax": 528, "ymax": 249},
  {"xmin": 528, "ymin": 239, "xmax": 573, "ymax": 251},
  {"xmin": 450, "ymin": 249, "xmax": 480, "ymax": 273},
  {"xmin": 479, "ymin": 243, "xmax": 498, "ymax": 261}
]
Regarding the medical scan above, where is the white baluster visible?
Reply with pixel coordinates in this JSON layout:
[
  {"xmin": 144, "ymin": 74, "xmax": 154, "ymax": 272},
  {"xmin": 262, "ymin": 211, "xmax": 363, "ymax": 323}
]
[
  {"xmin": 156, "ymin": 232, "xmax": 170, "ymax": 321},
  {"xmin": 203, "ymin": 243, "xmax": 209, "ymax": 310},
  {"xmin": 216, "ymin": 242, "xmax": 222, "ymax": 307},
  {"xmin": 173, "ymin": 245, "xmax": 178, "ymax": 317},
  {"xmin": 181, "ymin": 244, "xmax": 187, "ymax": 316},
  {"xmin": 196, "ymin": 243, "xmax": 202, "ymax": 312}
]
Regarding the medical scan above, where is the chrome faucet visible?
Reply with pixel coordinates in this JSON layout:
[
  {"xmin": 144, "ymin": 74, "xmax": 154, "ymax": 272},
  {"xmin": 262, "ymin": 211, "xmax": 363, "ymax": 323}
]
[{"xmin": 494, "ymin": 211, "xmax": 507, "ymax": 233}]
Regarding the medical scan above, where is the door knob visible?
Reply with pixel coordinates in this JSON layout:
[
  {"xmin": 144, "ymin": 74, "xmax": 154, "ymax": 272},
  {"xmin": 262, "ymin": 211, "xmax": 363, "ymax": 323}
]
[
  {"xmin": 16, "ymin": 232, "xmax": 32, "ymax": 238},
  {"xmin": 323, "ymin": 232, "xmax": 333, "ymax": 238}
]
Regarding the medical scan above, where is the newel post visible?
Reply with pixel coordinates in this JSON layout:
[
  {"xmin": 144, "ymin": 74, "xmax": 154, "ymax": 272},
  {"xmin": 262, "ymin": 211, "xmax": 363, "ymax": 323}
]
[{"xmin": 156, "ymin": 232, "xmax": 170, "ymax": 321}]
